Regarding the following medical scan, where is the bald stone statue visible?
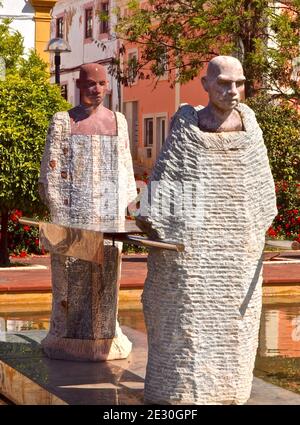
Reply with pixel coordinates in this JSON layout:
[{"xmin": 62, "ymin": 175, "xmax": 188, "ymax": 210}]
[
  {"xmin": 39, "ymin": 63, "xmax": 137, "ymax": 362},
  {"xmin": 136, "ymin": 56, "xmax": 277, "ymax": 404}
]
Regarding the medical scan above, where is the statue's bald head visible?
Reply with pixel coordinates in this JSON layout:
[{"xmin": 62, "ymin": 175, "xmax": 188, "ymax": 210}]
[
  {"xmin": 76, "ymin": 63, "xmax": 108, "ymax": 108},
  {"xmin": 201, "ymin": 56, "xmax": 245, "ymax": 112},
  {"xmin": 206, "ymin": 56, "xmax": 244, "ymax": 82},
  {"xmin": 78, "ymin": 63, "xmax": 107, "ymax": 85}
]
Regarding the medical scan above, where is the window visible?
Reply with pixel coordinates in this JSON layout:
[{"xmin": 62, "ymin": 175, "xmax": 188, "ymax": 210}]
[
  {"xmin": 144, "ymin": 118, "xmax": 154, "ymax": 147},
  {"xmin": 156, "ymin": 116, "xmax": 166, "ymax": 156},
  {"xmin": 123, "ymin": 101, "xmax": 138, "ymax": 159},
  {"xmin": 100, "ymin": 2, "xmax": 109, "ymax": 34},
  {"xmin": 157, "ymin": 47, "xmax": 168, "ymax": 77},
  {"xmin": 127, "ymin": 50, "xmax": 138, "ymax": 84},
  {"xmin": 85, "ymin": 8, "xmax": 93, "ymax": 39},
  {"xmin": 103, "ymin": 93, "xmax": 112, "ymax": 110},
  {"xmin": 60, "ymin": 84, "xmax": 68, "ymax": 101},
  {"xmin": 56, "ymin": 17, "xmax": 64, "ymax": 38}
]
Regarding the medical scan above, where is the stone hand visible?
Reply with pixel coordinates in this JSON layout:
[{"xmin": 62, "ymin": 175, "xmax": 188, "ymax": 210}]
[{"xmin": 135, "ymin": 216, "xmax": 160, "ymax": 240}]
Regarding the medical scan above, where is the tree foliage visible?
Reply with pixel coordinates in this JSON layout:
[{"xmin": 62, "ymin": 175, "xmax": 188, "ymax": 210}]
[
  {"xmin": 0, "ymin": 19, "xmax": 70, "ymax": 265},
  {"xmin": 247, "ymin": 96, "xmax": 300, "ymax": 184},
  {"xmin": 115, "ymin": 0, "xmax": 300, "ymax": 98},
  {"xmin": 0, "ymin": 18, "xmax": 24, "ymax": 72},
  {"xmin": 0, "ymin": 61, "xmax": 70, "ymax": 214}
]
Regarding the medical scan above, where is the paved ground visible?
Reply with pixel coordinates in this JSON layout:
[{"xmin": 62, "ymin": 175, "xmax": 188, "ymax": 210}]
[
  {"xmin": 0, "ymin": 254, "xmax": 147, "ymax": 292},
  {"xmin": 0, "ymin": 251, "xmax": 299, "ymax": 293}
]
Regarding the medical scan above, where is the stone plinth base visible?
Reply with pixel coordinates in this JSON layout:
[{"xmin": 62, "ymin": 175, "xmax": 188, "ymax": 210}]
[
  {"xmin": 0, "ymin": 328, "xmax": 145, "ymax": 405},
  {"xmin": 41, "ymin": 332, "xmax": 132, "ymax": 362}
]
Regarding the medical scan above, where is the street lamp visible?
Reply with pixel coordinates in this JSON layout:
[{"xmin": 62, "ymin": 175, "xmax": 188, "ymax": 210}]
[{"xmin": 45, "ymin": 38, "xmax": 71, "ymax": 85}]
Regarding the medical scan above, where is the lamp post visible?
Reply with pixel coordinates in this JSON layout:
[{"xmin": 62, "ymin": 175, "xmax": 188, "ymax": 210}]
[{"xmin": 45, "ymin": 38, "xmax": 71, "ymax": 85}]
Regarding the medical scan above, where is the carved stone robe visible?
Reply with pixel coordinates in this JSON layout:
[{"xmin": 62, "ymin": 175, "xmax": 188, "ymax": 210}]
[
  {"xmin": 39, "ymin": 111, "xmax": 137, "ymax": 361},
  {"xmin": 139, "ymin": 103, "xmax": 277, "ymax": 404}
]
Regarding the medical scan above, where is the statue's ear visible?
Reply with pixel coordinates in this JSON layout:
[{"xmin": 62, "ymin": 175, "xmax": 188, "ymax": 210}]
[{"xmin": 201, "ymin": 76, "xmax": 208, "ymax": 92}]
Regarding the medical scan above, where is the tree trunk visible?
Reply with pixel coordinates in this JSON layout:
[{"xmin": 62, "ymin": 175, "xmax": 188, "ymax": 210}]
[
  {"xmin": 241, "ymin": 0, "xmax": 267, "ymax": 99},
  {"xmin": 0, "ymin": 209, "xmax": 10, "ymax": 266}
]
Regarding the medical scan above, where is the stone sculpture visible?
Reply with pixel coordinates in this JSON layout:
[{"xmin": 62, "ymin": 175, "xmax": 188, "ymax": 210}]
[
  {"xmin": 39, "ymin": 63, "xmax": 137, "ymax": 361},
  {"xmin": 136, "ymin": 56, "xmax": 277, "ymax": 404}
]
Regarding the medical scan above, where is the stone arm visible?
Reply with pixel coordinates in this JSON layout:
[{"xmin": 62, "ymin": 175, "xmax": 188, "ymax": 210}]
[
  {"xmin": 242, "ymin": 104, "xmax": 278, "ymax": 233},
  {"xmin": 38, "ymin": 112, "xmax": 66, "ymax": 211},
  {"xmin": 253, "ymin": 141, "xmax": 278, "ymax": 233},
  {"xmin": 123, "ymin": 118, "xmax": 138, "ymax": 207},
  {"xmin": 38, "ymin": 182, "xmax": 48, "ymax": 206},
  {"xmin": 135, "ymin": 215, "xmax": 160, "ymax": 240},
  {"xmin": 39, "ymin": 115, "xmax": 56, "ymax": 206},
  {"xmin": 116, "ymin": 112, "xmax": 138, "ymax": 215}
]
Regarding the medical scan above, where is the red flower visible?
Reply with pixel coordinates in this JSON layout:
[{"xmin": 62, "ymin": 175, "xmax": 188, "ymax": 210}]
[
  {"xmin": 9, "ymin": 213, "xmax": 18, "ymax": 222},
  {"xmin": 19, "ymin": 251, "xmax": 27, "ymax": 258},
  {"xmin": 267, "ymin": 227, "xmax": 277, "ymax": 238},
  {"xmin": 23, "ymin": 225, "xmax": 30, "ymax": 232}
]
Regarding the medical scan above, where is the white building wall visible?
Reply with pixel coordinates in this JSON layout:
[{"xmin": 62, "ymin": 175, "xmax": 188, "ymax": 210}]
[
  {"xmin": 51, "ymin": 0, "xmax": 119, "ymax": 110},
  {"xmin": 0, "ymin": 0, "xmax": 35, "ymax": 54}
]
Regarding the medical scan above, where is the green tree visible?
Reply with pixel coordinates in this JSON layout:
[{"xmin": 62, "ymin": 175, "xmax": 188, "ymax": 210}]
[
  {"xmin": 246, "ymin": 96, "xmax": 300, "ymax": 184},
  {"xmin": 0, "ymin": 18, "xmax": 24, "ymax": 72},
  {"xmin": 0, "ymin": 20, "xmax": 70, "ymax": 266},
  {"xmin": 115, "ymin": 0, "xmax": 300, "ymax": 99}
]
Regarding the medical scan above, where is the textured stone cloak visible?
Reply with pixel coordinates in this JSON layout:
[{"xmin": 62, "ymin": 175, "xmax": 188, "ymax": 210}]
[{"xmin": 139, "ymin": 103, "xmax": 277, "ymax": 404}]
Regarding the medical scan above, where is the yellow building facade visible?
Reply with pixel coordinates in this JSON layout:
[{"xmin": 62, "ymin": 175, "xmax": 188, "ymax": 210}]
[
  {"xmin": 0, "ymin": 0, "xmax": 57, "ymax": 65},
  {"xmin": 30, "ymin": 0, "xmax": 58, "ymax": 63}
]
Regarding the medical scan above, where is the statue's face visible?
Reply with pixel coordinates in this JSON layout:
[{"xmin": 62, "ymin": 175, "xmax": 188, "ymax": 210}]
[
  {"xmin": 77, "ymin": 65, "xmax": 108, "ymax": 108},
  {"xmin": 203, "ymin": 58, "xmax": 245, "ymax": 112}
]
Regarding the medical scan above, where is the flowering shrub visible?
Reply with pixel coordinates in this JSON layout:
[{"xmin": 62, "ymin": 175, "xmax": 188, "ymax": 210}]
[
  {"xmin": 267, "ymin": 181, "xmax": 300, "ymax": 242},
  {"xmin": 7, "ymin": 210, "xmax": 46, "ymax": 257},
  {"xmin": 268, "ymin": 208, "xmax": 300, "ymax": 242}
]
